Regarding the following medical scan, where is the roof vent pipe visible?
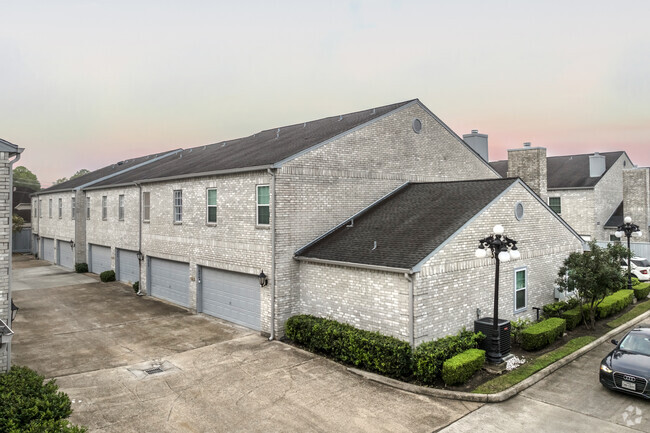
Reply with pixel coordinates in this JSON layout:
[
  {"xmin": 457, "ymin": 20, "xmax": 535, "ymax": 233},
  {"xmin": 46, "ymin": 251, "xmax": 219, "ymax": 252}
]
[{"xmin": 523, "ymin": 142, "xmax": 531, "ymax": 147}]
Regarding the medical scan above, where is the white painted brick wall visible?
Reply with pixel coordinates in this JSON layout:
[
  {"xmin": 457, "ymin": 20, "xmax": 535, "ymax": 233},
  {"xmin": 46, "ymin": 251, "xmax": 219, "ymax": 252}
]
[{"xmin": 0, "ymin": 153, "xmax": 9, "ymax": 372}]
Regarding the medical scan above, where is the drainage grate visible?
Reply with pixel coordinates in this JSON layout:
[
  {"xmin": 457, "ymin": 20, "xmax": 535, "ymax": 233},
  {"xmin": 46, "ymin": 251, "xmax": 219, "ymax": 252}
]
[{"xmin": 144, "ymin": 367, "xmax": 164, "ymax": 375}]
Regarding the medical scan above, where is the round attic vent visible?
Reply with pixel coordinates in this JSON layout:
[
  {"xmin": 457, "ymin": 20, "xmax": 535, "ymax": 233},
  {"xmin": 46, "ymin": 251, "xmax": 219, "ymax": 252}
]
[
  {"xmin": 515, "ymin": 202, "xmax": 524, "ymax": 221},
  {"xmin": 412, "ymin": 118, "xmax": 422, "ymax": 134}
]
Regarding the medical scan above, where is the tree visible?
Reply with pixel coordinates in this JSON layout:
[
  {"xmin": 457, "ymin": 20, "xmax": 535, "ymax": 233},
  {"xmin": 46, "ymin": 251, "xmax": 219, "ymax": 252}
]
[
  {"xmin": 13, "ymin": 166, "xmax": 41, "ymax": 190},
  {"xmin": 54, "ymin": 169, "xmax": 90, "ymax": 185},
  {"xmin": 555, "ymin": 241, "xmax": 627, "ymax": 329},
  {"xmin": 12, "ymin": 214, "xmax": 24, "ymax": 233}
]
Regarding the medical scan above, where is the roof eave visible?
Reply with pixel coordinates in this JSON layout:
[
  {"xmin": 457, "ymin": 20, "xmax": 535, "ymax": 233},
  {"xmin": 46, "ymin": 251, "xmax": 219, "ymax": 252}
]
[{"xmin": 294, "ymin": 256, "xmax": 412, "ymax": 274}]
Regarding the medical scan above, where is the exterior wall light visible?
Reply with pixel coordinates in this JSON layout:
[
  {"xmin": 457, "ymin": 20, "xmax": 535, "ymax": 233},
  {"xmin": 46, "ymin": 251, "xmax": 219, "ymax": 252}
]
[
  {"xmin": 136, "ymin": 251, "xmax": 144, "ymax": 261},
  {"xmin": 258, "ymin": 270, "xmax": 268, "ymax": 287},
  {"xmin": 69, "ymin": 239, "xmax": 75, "ymax": 248}
]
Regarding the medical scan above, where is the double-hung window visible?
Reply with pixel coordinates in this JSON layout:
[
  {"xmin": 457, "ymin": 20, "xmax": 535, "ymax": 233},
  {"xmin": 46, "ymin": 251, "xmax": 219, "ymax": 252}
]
[
  {"xmin": 257, "ymin": 185, "xmax": 270, "ymax": 226},
  {"xmin": 58, "ymin": 198, "xmax": 62, "ymax": 219},
  {"xmin": 514, "ymin": 267, "xmax": 527, "ymax": 312},
  {"xmin": 86, "ymin": 197, "xmax": 90, "ymax": 219},
  {"xmin": 71, "ymin": 197, "xmax": 76, "ymax": 220},
  {"xmin": 173, "ymin": 190, "xmax": 182, "ymax": 223},
  {"xmin": 49, "ymin": 199, "xmax": 52, "ymax": 218},
  {"xmin": 118, "ymin": 195, "xmax": 125, "ymax": 221},
  {"xmin": 549, "ymin": 197, "xmax": 561, "ymax": 214},
  {"xmin": 207, "ymin": 188, "xmax": 217, "ymax": 224},
  {"xmin": 142, "ymin": 192, "xmax": 150, "ymax": 222},
  {"xmin": 102, "ymin": 196, "xmax": 107, "ymax": 221}
]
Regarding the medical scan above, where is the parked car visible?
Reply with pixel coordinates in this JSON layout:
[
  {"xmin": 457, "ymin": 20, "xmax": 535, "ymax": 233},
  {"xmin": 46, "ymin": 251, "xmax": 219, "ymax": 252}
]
[
  {"xmin": 620, "ymin": 257, "xmax": 650, "ymax": 282},
  {"xmin": 600, "ymin": 326, "xmax": 650, "ymax": 399}
]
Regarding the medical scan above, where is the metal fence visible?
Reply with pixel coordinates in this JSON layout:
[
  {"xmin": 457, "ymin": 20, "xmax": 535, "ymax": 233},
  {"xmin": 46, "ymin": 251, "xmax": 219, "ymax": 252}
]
[{"xmin": 596, "ymin": 241, "xmax": 650, "ymax": 259}]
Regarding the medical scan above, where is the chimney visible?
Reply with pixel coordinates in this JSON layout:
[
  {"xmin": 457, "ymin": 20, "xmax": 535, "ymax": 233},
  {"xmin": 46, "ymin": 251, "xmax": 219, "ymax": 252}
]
[
  {"xmin": 507, "ymin": 142, "xmax": 548, "ymax": 200},
  {"xmin": 623, "ymin": 168, "xmax": 649, "ymax": 242},
  {"xmin": 589, "ymin": 152, "xmax": 606, "ymax": 178},
  {"xmin": 462, "ymin": 130, "xmax": 488, "ymax": 162}
]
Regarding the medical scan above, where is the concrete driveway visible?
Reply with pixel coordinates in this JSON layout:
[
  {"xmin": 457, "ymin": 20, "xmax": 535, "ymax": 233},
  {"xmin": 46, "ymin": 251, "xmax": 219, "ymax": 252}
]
[{"xmin": 11, "ymin": 257, "xmax": 479, "ymax": 433}]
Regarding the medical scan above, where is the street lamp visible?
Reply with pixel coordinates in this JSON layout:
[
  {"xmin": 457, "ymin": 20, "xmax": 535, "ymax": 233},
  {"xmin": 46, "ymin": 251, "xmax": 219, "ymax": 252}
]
[
  {"xmin": 615, "ymin": 216, "xmax": 643, "ymax": 291},
  {"xmin": 475, "ymin": 224, "xmax": 520, "ymax": 364}
]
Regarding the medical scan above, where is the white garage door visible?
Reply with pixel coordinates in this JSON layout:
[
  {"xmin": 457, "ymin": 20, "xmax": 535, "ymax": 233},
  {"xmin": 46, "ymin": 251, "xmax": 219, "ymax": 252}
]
[
  {"xmin": 89, "ymin": 244, "xmax": 112, "ymax": 274},
  {"xmin": 57, "ymin": 240, "xmax": 74, "ymax": 269},
  {"xmin": 41, "ymin": 237, "xmax": 54, "ymax": 263},
  {"xmin": 117, "ymin": 249, "xmax": 139, "ymax": 284},
  {"xmin": 200, "ymin": 267, "xmax": 261, "ymax": 331},
  {"xmin": 149, "ymin": 257, "xmax": 189, "ymax": 308}
]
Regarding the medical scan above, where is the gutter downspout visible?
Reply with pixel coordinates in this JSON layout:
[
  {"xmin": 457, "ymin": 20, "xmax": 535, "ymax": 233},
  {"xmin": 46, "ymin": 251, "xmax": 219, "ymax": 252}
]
[
  {"xmin": 267, "ymin": 168, "xmax": 276, "ymax": 340},
  {"xmin": 135, "ymin": 182, "xmax": 143, "ymax": 296},
  {"xmin": 405, "ymin": 272, "xmax": 415, "ymax": 348},
  {"xmin": 7, "ymin": 151, "xmax": 21, "ymax": 371}
]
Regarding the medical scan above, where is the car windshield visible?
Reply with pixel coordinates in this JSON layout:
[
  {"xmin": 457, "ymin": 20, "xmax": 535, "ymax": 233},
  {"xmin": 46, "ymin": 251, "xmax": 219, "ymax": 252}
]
[
  {"xmin": 620, "ymin": 333, "xmax": 650, "ymax": 356},
  {"xmin": 631, "ymin": 259, "xmax": 650, "ymax": 267}
]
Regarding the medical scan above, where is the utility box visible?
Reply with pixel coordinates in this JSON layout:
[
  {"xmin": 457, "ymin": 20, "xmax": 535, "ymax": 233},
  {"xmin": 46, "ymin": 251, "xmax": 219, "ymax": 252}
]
[{"xmin": 474, "ymin": 317, "xmax": 511, "ymax": 356}]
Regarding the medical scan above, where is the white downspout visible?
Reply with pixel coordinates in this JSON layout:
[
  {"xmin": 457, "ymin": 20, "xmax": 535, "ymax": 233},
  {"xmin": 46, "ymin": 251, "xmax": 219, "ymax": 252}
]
[
  {"xmin": 267, "ymin": 168, "xmax": 276, "ymax": 340},
  {"xmin": 405, "ymin": 272, "xmax": 415, "ymax": 348},
  {"xmin": 7, "ymin": 151, "xmax": 21, "ymax": 371},
  {"xmin": 135, "ymin": 182, "xmax": 143, "ymax": 295}
]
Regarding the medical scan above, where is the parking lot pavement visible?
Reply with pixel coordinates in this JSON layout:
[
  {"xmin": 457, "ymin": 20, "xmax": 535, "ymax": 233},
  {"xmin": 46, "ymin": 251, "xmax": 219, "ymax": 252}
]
[
  {"xmin": 439, "ymin": 317, "xmax": 650, "ymax": 433},
  {"xmin": 11, "ymin": 258, "xmax": 481, "ymax": 432}
]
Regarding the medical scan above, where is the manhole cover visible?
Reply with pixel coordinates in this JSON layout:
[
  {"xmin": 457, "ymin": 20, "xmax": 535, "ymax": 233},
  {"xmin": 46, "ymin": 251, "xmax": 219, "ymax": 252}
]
[{"xmin": 144, "ymin": 367, "xmax": 164, "ymax": 375}]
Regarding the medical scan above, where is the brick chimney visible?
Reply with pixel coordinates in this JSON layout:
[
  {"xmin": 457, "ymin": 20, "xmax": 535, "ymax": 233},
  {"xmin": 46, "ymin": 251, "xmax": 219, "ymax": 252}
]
[
  {"xmin": 507, "ymin": 142, "xmax": 548, "ymax": 201},
  {"xmin": 462, "ymin": 130, "xmax": 488, "ymax": 162},
  {"xmin": 623, "ymin": 167, "xmax": 649, "ymax": 242}
]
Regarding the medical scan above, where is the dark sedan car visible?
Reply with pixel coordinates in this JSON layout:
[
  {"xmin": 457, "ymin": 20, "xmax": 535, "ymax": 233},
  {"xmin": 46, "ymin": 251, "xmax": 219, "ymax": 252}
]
[{"xmin": 600, "ymin": 326, "xmax": 650, "ymax": 399}]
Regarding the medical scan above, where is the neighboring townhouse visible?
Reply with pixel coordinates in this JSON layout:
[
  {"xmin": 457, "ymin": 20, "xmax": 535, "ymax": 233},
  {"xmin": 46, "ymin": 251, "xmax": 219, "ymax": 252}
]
[
  {"xmin": 296, "ymin": 178, "xmax": 583, "ymax": 345},
  {"xmin": 489, "ymin": 145, "xmax": 640, "ymax": 242},
  {"xmin": 1, "ymin": 138, "xmax": 25, "ymax": 373}
]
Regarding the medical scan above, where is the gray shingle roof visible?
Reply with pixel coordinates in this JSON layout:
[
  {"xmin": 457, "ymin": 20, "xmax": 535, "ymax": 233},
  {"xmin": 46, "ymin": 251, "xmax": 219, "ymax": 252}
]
[
  {"xmin": 604, "ymin": 202, "xmax": 624, "ymax": 228},
  {"xmin": 295, "ymin": 178, "xmax": 517, "ymax": 270},
  {"xmin": 86, "ymin": 100, "xmax": 415, "ymax": 188},
  {"xmin": 489, "ymin": 151, "xmax": 626, "ymax": 189}
]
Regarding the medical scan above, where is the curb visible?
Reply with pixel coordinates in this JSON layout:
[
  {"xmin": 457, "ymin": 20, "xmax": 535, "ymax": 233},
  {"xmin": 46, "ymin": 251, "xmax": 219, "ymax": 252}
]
[{"xmin": 348, "ymin": 309, "xmax": 650, "ymax": 402}]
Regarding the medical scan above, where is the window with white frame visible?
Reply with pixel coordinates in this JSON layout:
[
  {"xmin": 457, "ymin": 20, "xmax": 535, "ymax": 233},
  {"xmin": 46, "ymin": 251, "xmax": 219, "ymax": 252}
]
[
  {"xmin": 102, "ymin": 196, "xmax": 107, "ymax": 221},
  {"xmin": 86, "ymin": 197, "xmax": 90, "ymax": 220},
  {"xmin": 58, "ymin": 198, "xmax": 62, "ymax": 218},
  {"xmin": 142, "ymin": 192, "xmax": 150, "ymax": 222},
  {"xmin": 118, "ymin": 195, "xmax": 124, "ymax": 221},
  {"xmin": 548, "ymin": 197, "xmax": 561, "ymax": 214},
  {"xmin": 257, "ymin": 185, "xmax": 270, "ymax": 225},
  {"xmin": 173, "ymin": 190, "xmax": 182, "ymax": 223},
  {"xmin": 49, "ymin": 199, "xmax": 52, "ymax": 218},
  {"xmin": 207, "ymin": 188, "xmax": 217, "ymax": 224},
  {"xmin": 514, "ymin": 267, "xmax": 527, "ymax": 312},
  {"xmin": 71, "ymin": 197, "xmax": 76, "ymax": 220}
]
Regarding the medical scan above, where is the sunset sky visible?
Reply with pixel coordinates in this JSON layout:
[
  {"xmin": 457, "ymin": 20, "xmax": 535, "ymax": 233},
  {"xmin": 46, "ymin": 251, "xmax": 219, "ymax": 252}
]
[{"xmin": 2, "ymin": 1, "xmax": 649, "ymax": 187}]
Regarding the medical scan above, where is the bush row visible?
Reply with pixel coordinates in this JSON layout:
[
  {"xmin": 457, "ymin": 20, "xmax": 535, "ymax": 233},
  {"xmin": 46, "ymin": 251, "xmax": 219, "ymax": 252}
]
[
  {"xmin": 595, "ymin": 289, "xmax": 634, "ymax": 319},
  {"xmin": 633, "ymin": 282, "xmax": 650, "ymax": 301},
  {"xmin": 285, "ymin": 315, "xmax": 484, "ymax": 384},
  {"xmin": 442, "ymin": 349, "xmax": 486, "ymax": 386},
  {"xmin": 561, "ymin": 308, "xmax": 583, "ymax": 331},
  {"xmin": 520, "ymin": 318, "xmax": 566, "ymax": 351}
]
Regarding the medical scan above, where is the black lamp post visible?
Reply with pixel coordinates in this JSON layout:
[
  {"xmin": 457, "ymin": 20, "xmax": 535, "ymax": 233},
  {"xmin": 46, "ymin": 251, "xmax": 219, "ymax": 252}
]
[
  {"xmin": 475, "ymin": 225, "xmax": 520, "ymax": 364},
  {"xmin": 615, "ymin": 216, "xmax": 643, "ymax": 291}
]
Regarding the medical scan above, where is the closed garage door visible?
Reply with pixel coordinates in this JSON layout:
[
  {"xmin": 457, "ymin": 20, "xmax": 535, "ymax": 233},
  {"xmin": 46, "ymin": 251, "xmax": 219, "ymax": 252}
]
[
  {"xmin": 89, "ymin": 244, "xmax": 112, "ymax": 274},
  {"xmin": 57, "ymin": 240, "xmax": 74, "ymax": 269},
  {"xmin": 149, "ymin": 257, "xmax": 189, "ymax": 308},
  {"xmin": 117, "ymin": 249, "xmax": 139, "ymax": 284},
  {"xmin": 200, "ymin": 267, "xmax": 260, "ymax": 331},
  {"xmin": 41, "ymin": 237, "xmax": 54, "ymax": 263}
]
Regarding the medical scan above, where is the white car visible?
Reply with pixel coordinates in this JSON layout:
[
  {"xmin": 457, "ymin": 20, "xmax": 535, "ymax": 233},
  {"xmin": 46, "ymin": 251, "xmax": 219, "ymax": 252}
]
[{"xmin": 621, "ymin": 257, "xmax": 650, "ymax": 282}]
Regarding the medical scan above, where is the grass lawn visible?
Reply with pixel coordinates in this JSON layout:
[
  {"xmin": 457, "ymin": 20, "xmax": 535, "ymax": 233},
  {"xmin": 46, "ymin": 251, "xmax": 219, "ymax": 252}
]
[
  {"xmin": 472, "ymin": 336, "xmax": 596, "ymax": 394},
  {"xmin": 607, "ymin": 299, "xmax": 650, "ymax": 328}
]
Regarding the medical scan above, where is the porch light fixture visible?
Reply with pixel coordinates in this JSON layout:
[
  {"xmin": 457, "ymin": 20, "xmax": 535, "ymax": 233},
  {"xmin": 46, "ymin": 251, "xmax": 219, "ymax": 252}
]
[
  {"xmin": 475, "ymin": 224, "xmax": 520, "ymax": 364},
  {"xmin": 69, "ymin": 239, "xmax": 75, "ymax": 248},
  {"xmin": 136, "ymin": 251, "xmax": 144, "ymax": 261},
  {"xmin": 258, "ymin": 270, "xmax": 268, "ymax": 287},
  {"xmin": 615, "ymin": 216, "xmax": 643, "ymax": 291},
  {"xmin": 11, "ymin": 299, "xmax": 19, "ymax": 321}
]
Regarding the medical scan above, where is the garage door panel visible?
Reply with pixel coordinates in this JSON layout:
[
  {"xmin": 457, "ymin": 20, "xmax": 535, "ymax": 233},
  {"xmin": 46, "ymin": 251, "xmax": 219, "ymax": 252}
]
[
  {"xmin": 117, "ymin": 249, "xmax": 139, "ymax": 284},
  {"xmin": 90, "ymin": 244, "xmax": 111, "ymax": 274},
  {"xmin": 201, "ymin": 267, "xmax": 260, "ymax": 331},
  {"xmin": 57, "ymin": 241, "xmax": 74, "ymax": 269},
  {"xmin": 150, "ymin": 258, "xmax": 189, "ymax": 308},
  {"xmin": 42, "ymin": 238, "xmax": 55, "ymax": 263}
]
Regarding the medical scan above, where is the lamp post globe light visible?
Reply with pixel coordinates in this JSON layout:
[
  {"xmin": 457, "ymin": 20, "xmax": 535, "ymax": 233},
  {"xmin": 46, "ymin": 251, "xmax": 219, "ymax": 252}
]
[
  {"xmin": 475, "ymin": 225, "xmax": 520, "ymax": 364},
  {"xmin": 615, "ymin": 216, "xmax": 643, "ymax": 291}
]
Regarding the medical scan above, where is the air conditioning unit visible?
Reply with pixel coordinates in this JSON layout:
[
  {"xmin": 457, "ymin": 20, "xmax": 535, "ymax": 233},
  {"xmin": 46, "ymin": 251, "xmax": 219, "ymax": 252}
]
[{"xmin": 474, "ymin": 317, "xmax": 511, "ymax": 356}]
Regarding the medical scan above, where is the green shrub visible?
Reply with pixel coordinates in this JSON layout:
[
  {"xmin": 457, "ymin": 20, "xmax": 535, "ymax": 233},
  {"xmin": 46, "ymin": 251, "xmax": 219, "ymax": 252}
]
[
  {"xmin": 561, "ymin": 308, "xmax": 583, "ymax": 331},
  {"xmin": 74, "ymin": 263, "xmax": 88, "ymax": 273},
  {"xmin": 521, "ymin": 318, "xmax": 566, "ymax": 351},
  {"xmin": 412, "ymin": 329, "xmax": 484, "ymax": 385},
  {"xmin": 631, "ymin": 276, "xmax": 640, "ymax": 287},
  {"xmin": 542, "ymin": 301, "xmax": 569, "ymax": 318},
  {"xmin": 633, "ymin": 282, "xmax": 650, "ymax": 300},
  {"xmin": 442, "ymin": 349, "xmax": 486, "ymax": 386},
  {"xmin": 285, "ymin": 315, "xmax": 412, "ymax": 379},
  {"xmin": 133, "ymin": 281, "xmax": 140, "ymax": 293},
  {"xmin": 0, "ymin": 366, "xmax": 86, "ymax": 432},
  {"xmin": 510, "ymin": 317, "xmax": 532, "ymax": 344},
  {"xmin": 596, "ymin": 289, "xmax": 634, "ymax": 319},
  {"xmin": 99, "ymin": 270, "xmax": 116, "ymax": 282}
]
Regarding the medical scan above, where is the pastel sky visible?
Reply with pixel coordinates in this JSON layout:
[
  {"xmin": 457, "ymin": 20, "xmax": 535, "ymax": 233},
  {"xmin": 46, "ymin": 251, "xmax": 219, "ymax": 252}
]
[{"xmin": 2, "ymin": 1, "xmax": 649, "ymax": 187}]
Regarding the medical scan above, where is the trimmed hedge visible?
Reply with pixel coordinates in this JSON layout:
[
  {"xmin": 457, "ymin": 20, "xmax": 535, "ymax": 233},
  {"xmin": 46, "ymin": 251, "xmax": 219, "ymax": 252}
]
[
  {"xmin": 633, "ymin": 282, "xmax": 650, "ymax": 301},
  {"xmin": 285, "ymin": 315, "xmax": 412, "ymax": 379},
  {"xmin": 412, "ymin": 329, "xmax": 484, "ymax": 385},
  {"xmin": 596, "ymin": 289, "xmax": 634, "ymax": 319},
  {"xmin": 74, "ymin": 263, "xmax": 88, "ymax": 273},
  {"xmin": 521, "ymin": 318, "xmax": 566, "ymax": 351},
  {"xmin": 442, "ymin": 349, "xmax": 486, "ymax": 386},
  {"xmin": 0, "ymin": 366, "xmax": 86, "ymax": 433},
  {"xmin": 99, "ymin": 270, "xmax": 116, "ymax": 282},
  {"xmin": 561, "ymin": 308, "xmax": 582, "ymax": 331}
]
